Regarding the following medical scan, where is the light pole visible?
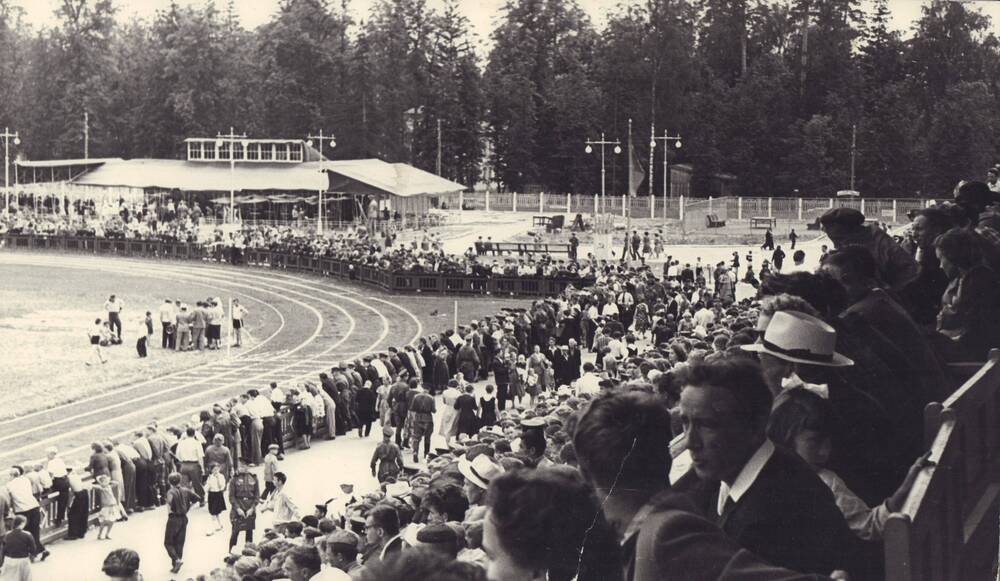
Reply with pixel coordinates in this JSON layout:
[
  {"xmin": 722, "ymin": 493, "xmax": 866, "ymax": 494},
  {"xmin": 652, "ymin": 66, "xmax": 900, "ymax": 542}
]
[
  {"xmin": 651, "ymin": 129, "xmax": 682, "ymax": 216},
  {"xmin": 216, "ymin": 127, "xmax": 247, "ymax": 224},
  {"xmin": 3, "ymin": 127, "xmax": 21, "ymax": 216},
  {"xmin": 585, "ymin": 132, "xmax": 622, "ymax": 215},
  {"xmin": 307, "ymin": 131, "xmax": 337, "ymax": 235}
]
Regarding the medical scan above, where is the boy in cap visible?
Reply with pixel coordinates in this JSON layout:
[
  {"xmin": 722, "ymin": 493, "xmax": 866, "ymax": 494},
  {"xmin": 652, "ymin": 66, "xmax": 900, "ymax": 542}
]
[{"xmin": 261, "ymin": 444, "xmax": 280, "ymax": 500}]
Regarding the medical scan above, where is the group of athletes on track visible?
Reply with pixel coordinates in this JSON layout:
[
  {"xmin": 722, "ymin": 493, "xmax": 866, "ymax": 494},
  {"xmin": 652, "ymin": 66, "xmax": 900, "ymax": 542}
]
[{"xmin": 87, "ymin": 295, "xmax": 248, "ymax": 366}]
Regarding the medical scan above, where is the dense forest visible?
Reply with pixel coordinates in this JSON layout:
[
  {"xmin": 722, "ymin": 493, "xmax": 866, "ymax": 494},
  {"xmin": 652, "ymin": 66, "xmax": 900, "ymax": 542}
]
[{"xmin": 1, "ymin": 0, "xmax": 999, "ymax": 198}]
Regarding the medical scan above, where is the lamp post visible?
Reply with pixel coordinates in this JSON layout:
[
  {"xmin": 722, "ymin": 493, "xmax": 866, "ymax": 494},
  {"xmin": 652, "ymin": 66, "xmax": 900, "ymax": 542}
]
[
  {"xmin": 651, "ymin": 130, "xmax": 682, "ymax": 215},
  {"xmin": 307, "ymin": 131, "xmax": 337, "ymax": 235},
  {"xmin": 216, "ymin": 127, "xmax": 247, "ymax": 225},
  {"xmin": 585, "ymin": 132, "xmax": 622, "ymax": 216},
  {"xmin": 3, "ymin": 127, "xmax": 21, "ymax": 216}
]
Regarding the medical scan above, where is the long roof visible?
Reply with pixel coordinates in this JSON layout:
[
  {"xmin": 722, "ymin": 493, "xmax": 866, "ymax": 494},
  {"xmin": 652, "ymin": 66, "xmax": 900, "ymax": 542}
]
[{"xmin": 59, "ymin": 158, "xmax": 463, "ymax": 197}]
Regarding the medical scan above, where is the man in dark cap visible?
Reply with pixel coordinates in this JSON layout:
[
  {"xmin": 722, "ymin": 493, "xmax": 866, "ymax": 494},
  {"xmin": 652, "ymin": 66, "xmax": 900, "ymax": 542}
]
[{"xmin": 819, "ymin": 206, "xmax": 918, "ymax": 292}]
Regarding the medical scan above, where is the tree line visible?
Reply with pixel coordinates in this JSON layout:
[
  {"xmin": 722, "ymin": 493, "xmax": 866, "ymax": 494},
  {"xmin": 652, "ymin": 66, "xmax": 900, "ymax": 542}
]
[{"xmin": 1, "ymin": 0, "xmax": 998, "ymax": 199}]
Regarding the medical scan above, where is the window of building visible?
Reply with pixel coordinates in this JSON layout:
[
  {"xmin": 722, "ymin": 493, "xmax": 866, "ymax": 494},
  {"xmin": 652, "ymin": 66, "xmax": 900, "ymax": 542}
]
[{"xmin": 276, "ymin": 144, "xmax": 289, "ymax": 161}]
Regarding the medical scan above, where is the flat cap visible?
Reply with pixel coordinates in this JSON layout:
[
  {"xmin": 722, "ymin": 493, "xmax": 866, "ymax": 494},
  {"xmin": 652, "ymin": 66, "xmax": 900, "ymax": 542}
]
[{"xmin": 819, "ymin": 207, "xmax": 865, "ymax": 229}]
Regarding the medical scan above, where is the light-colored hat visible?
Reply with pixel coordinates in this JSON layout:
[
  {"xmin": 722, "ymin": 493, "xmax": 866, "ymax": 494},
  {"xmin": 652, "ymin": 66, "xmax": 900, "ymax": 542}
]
[
  {"xmin": 458, "ymin": 454, "xmax": 504, "ymax": 491},
  {"xmin": 741, "ymin": 311, "xmax": 853, "ymax": 367}
]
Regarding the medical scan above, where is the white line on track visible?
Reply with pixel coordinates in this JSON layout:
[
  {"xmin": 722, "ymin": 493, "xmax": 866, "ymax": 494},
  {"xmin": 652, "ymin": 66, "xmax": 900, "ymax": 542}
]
[{"xmin": 259, "ymin": 270, "xmax": 425, "ymax": 349}]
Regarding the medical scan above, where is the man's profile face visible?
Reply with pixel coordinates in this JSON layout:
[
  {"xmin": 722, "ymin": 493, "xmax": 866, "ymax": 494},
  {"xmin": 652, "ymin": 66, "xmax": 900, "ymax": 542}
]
[{"xmin": 679, "ymin": 384, "xmax": 760, "ymax": 484}]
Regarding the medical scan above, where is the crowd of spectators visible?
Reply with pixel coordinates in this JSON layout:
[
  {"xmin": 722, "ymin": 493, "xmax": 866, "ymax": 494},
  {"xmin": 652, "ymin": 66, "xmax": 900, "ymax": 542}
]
[{"xmin": 2, "ymin": 181, "xmax": 999, "ymax": 580}]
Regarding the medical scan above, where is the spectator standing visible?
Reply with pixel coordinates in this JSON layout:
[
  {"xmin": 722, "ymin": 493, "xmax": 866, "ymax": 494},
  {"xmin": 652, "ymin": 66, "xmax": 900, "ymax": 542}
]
[
  {"xmin": 44, "ymin": 448, "xmax": 69, "ymax": 527},
  {"xmin": 228, "ymin": 463, "xmax": 259, "ymax": 551},
  {"xmin": 262, "ymin": 472, "xmax": 300, "ymax": 535},
  {"xmin": 0, "ymin": 516, "xmax": 35, "ymax": 580},
  {"xmin": 762, "ymin": 228, "xmax": 774, "ymax": 251},
  {"xmin": 408, "ymin": 384, "xmax": 436, "ymax": 461},
  {"xmin": 175, "ymin": 427, "xmax": 205, "ymax": 505},
  {"xmin": 370, "ymin": 428, "xmax": 404, "ymax": 484},
  {"xmin": 820, "ymin": 207, "xmax": 918, "ymax": 292},
  {"xmin": 164, "ymin": 472, "xmax": 199, "ymax": 574}
]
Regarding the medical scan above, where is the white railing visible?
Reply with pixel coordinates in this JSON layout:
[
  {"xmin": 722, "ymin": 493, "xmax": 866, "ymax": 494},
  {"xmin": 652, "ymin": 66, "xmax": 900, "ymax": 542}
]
[{"xmin": 446, "ymin": 193, "xmax": 934, "ymax": 224}]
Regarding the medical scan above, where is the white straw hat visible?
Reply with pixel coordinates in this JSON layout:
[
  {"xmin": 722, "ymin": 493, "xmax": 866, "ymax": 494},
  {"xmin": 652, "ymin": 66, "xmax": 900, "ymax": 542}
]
[{"xmin": 741, "ymin": 310, "xmax": 853, "ymax": 367}]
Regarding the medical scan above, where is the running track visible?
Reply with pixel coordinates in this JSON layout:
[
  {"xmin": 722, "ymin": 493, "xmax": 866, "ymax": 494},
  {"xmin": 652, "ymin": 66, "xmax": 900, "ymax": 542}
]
[{"xmin": 0, "ymin": 253, "xmax": 426, "ymax": 466}]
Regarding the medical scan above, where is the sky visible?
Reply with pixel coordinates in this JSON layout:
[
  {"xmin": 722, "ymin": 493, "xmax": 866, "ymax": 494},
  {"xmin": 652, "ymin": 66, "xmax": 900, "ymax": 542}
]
[{"xmin": 14, "ymin": 0, "xmax": 1000, "ymax": 44}]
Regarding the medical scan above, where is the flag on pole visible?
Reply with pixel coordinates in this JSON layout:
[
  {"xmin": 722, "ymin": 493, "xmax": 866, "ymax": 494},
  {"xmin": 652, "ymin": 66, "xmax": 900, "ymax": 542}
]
[{"xmin": 628, "ymin": 127, "xmax": 645, "ymax": 197}]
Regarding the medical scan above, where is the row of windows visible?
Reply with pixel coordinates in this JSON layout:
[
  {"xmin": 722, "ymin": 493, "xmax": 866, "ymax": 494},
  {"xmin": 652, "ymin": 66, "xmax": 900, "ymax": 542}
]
[{"xmin": 187, "ymin": 141, "xmax": 304, "ymax": 163}]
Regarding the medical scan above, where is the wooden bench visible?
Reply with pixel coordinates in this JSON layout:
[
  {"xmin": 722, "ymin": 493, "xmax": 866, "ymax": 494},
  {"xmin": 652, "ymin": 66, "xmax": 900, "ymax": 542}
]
[
  {"xmin": 705, "ymin": 214, "xmax": 726, "ymax": 228},
  {"xmin": 750, "ymin": 216, "xmax": 776, "ymax": 229},
  {"xmin": 492, "ymin": 242, "xmax": 571, "ymax": 256},
  {"xmin": 533, "ymin": 215, "xmax": 565, "ymax": 233},
  {"xmin": 806, "ymin": 217, "xmax": 822, "ymax": 231}
]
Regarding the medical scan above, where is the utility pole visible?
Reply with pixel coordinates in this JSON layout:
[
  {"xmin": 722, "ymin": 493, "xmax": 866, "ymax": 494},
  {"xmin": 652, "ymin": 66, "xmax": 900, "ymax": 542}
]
[
  {"xmin": 850, "ymin": 123, "xmax": 857, "ymax": 192},
  {"xmin": 84, "ymin": 111, "xmax": 89, "ymax": 160},
  {"xmin": 216, "ymin": 127, "xmax": 247, "ymax": 224},
  {"xmin": 436, "ymin": 118, "xmax": 442, "ymax": 176},
  {"xmin": 307, "ymin": 130, "xmax": 337, "ymax": 235},
  {"xmin": 2, "ymin": 127, "xmax": 21, "ymax": 215}
]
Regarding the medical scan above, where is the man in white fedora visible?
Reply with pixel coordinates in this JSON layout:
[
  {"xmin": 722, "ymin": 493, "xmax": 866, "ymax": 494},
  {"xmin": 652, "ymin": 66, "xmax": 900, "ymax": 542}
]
[
  {"xmin": 741, "ymin": 310, "xmax": 852, "ymax": 399},
  {"xmin": 458, "ymin": 454, "xmax": 504, "ymax": 508},
  {"xmin": 744, "ymin": 303, "xmax": 907, "ymax": 506}
]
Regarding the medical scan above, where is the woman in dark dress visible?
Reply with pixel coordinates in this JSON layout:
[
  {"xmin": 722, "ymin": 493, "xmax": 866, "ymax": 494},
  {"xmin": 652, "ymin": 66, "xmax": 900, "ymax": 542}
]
[
  {"xmin": 66, "ymin": 468, "xmax": 91, "ymax": 540},
  {"xmin": 479, "ymin": 385, "xmax": 498, "ymax": 427},
  {"xmin": 454, "ymin": 385, "xmax": 479, "ymax": 438}
]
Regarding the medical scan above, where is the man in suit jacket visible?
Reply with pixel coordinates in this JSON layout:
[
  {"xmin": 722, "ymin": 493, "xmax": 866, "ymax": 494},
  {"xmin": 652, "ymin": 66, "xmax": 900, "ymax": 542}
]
[
  {"xmin": 574, "ymin": 389, "xmax": 833, "ymax": 581},
  {"xmin": 672, "ymin": 357, "xmax": 859, "ymax": 576}
]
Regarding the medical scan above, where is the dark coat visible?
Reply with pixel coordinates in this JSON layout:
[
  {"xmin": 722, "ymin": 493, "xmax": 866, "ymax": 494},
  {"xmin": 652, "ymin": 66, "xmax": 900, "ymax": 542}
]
[
  {"xmin": 674, "ymin": 445, "xmax": 865, "ymax": 576},
  {"xmin": 432, "ymin": 355, "xmax": 451, "ymax": 391},
  {"xmin": 355, "ymin": 387, "xmax": 378, "ymax": 424},
  {"xmin": 622, "ymin": 489, "xmax": 829, "ymax": 581},
  {"xmin": 454, "ymin": 393, "xmax": 478, "ymax": 436}
]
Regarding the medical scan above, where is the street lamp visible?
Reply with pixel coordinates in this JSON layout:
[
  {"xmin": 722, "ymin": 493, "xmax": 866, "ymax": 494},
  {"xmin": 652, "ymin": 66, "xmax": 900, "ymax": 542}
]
[
  {"xmin": 306, "ymin": 131, "xmax": 337, "ymax": 235},
  {"xmin": 217, "ymin": 127, "xmax": 247, "ymax": 224},
  {"xmin": 585, "ymin": 132, "xmax": 622, "ymax": 215},
  {"xmin": 651, "ymin": 130, "xmax": 682, "ymax": 206},
  {"xmin": 3, "ymin": 127, "xmax": 20, "ymax": 216}
]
